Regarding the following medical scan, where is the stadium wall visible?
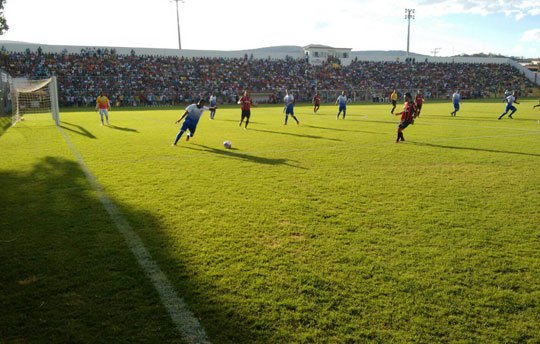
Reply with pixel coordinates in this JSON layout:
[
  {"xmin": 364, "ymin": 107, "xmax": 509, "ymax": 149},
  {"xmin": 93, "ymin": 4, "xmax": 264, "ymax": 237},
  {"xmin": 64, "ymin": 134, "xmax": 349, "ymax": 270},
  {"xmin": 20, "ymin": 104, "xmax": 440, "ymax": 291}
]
[{"xmin": 2, "ymin": 41, "xmax": 539, "ymax": 86}]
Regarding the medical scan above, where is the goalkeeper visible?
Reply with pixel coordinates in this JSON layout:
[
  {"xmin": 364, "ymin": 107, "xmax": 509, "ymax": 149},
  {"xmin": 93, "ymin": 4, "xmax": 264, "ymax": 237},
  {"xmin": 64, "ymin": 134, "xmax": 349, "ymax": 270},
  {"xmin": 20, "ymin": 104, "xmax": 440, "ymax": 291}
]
[{"xmin": 96, "ymin": 91, "xmax": 111, "ymax": 125}]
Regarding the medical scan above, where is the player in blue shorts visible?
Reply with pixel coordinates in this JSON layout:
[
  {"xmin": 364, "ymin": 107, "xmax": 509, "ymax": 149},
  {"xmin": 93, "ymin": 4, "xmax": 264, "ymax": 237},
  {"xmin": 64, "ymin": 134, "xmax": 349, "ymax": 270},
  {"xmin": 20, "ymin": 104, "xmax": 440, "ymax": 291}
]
[
  {"xmin": 450, "ymin": 90, "xmax": 461, "ymax": 117},
  {"xmin": 283, "ymin": 89, "xmax": 299, "ymax": 125},
  {"xmin": 336, "ymin": 91, "xmax": 347, "ymax": 119},
  {"xmin": 172, "ymin": 99, "xmax": 216, "ymax": 146},
  {"xmin": 498, "ymin": 92, "xmax": 519, "ymax": 120}
]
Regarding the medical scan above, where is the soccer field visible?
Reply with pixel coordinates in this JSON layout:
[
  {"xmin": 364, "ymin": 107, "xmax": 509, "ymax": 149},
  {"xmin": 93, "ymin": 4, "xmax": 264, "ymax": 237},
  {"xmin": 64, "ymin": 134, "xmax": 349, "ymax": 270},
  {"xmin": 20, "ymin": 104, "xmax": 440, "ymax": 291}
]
[{"xmin": 1, "ymin": 100, "xmax": 540, "ymax": 343}]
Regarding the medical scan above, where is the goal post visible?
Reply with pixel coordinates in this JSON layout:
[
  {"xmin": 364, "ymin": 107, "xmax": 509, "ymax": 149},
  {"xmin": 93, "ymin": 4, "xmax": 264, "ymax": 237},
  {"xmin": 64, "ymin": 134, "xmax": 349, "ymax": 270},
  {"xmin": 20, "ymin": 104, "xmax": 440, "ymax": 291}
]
[{"xmin": 10, "ymin": 76, "xmax": 60, "ymax": 126}]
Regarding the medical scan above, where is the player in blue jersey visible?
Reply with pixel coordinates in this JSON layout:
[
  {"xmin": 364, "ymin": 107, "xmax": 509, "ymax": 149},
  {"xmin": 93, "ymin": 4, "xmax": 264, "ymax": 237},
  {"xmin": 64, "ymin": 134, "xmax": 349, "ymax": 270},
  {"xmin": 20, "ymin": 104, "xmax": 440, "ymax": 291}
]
[
  {"xmin": 450, "ymin": 90, "xmax": 461, "ymax": 117},
  {"xmin": 209, "ymin": 93, "xmax": 217, "ymax": 119},
  {"xmin": 283, "ymin": 89, "xmax": 299, "ymax": 125},
  {"xmin": 503, "ymin": 90, "xmax": 511, "ymax": 102},
  {"xmin": 498, "ymin": 91, "xmax": 520, "ymax": 120},
  {"xmin": 336, "ymin": 91, "xmax": 347, "ymax": 119},
  {"xmin": 172, "ymin": 99, "xmax": 216, "ymax": 146}
]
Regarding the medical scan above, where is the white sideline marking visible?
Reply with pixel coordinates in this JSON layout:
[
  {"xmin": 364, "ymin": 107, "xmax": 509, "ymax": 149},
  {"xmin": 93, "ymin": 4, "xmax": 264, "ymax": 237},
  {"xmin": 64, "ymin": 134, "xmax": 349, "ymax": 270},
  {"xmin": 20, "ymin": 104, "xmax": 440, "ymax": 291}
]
[{"xmin": 57, "ymin": 126, "xmax": 210, "ymax": 344}]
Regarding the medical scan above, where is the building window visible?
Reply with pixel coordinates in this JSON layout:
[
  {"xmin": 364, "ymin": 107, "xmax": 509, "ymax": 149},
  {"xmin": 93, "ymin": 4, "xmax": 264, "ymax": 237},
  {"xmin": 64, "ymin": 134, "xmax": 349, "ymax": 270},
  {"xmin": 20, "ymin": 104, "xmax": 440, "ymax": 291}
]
[
  {"xmin": 314, "ymin": 51, "xmax": 319, "ymax": 57},
  {"xmin": 343, "ymin": 53, "xmax": 349, "ymax": 58}
]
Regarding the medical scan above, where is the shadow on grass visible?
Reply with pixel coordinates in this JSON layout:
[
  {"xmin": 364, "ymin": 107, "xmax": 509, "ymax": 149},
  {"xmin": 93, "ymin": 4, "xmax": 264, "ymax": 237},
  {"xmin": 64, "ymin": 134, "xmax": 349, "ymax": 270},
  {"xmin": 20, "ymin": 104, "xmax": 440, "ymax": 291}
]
[
  {"xmin": 250, "ymin": 128, "xmax": 342, "ymax": 142},
  {"xmin": 410, "ymin": 141, "xmax": 540, "ymax": 158},
  {"xmin": 59, "ymin": 121, "xmax": 96, "ymax": 139},
  {"xmin": 345, "ymin": 118, "xmax": 397, "ymax": 125},
  {"xmin": 420, "ymin": 114, "xmax": 532, "ymax": 122},
  {"xmin": 184, "ymin": 143, "xmax": 307, "ymax": 169},
  {"xmin": 0, "ymin": 116, "xmax": 11, "ymax": 138},
  {"xmin": 303, "ymin": 124, "xmax": 387, "ymax": 135},
  {"xmin": 0, "ymin": 156, "xmax": 265, "ymax": 343},
  {"xmin": 217, "ymin": 118, "xmax": 265, "ymax": 125},
  {"xmin": 107, "ymin": 124, "xmax": 139, "ymax": 133}
]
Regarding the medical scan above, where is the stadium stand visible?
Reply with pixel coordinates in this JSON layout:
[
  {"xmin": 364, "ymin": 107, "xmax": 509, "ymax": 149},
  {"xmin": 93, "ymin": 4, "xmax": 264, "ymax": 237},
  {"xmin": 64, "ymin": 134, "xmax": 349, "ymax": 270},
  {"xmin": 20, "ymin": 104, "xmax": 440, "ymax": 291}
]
[{"xmin": 1, "ymin": 49, "xmax": 537, "ymax": 107}]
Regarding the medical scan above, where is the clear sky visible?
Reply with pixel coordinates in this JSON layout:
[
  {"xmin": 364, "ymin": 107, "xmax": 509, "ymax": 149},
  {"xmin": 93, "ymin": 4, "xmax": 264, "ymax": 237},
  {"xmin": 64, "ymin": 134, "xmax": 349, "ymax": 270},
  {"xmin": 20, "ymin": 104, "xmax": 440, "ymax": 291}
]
[{"xmin": 1, "ymin": 0, "xmax": 539, "ymax": 57}]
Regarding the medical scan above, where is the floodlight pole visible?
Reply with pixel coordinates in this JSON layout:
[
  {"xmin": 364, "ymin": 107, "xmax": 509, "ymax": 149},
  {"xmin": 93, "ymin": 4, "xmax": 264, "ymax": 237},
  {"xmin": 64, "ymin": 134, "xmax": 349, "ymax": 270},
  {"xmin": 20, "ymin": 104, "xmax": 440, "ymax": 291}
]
[
  {"xmin": 172, "ymin": 0, "xmax": 184, "ymax": 50},
  {"xmin": 404, "ymin": 8, "xmax": 415, "ymax": 58}
]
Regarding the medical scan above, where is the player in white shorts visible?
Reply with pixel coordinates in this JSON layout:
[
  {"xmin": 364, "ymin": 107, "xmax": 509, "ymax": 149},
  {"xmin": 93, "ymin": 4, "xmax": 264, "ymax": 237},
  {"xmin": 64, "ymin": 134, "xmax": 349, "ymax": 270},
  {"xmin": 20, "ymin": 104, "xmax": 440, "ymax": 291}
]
[{"xmin": 96, "ymin": 91, "xmax": 111, "ymax": 125}]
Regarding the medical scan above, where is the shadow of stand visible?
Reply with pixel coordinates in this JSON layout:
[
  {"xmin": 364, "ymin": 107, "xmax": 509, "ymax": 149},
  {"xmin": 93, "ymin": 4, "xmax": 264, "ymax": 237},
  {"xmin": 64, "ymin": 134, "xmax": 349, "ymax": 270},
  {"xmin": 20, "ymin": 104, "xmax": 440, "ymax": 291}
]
[{"xmin": 0, "ymin": 156, "xmax": 267, "ymax": 342}]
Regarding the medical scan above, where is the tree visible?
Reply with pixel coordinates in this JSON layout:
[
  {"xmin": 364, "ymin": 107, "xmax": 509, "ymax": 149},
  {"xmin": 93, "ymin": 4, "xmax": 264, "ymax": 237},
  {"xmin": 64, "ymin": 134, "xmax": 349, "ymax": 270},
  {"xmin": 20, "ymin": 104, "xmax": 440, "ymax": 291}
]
[{"xmin": 0, "ymin": 0, "xmax": 8, "ymax": 35}]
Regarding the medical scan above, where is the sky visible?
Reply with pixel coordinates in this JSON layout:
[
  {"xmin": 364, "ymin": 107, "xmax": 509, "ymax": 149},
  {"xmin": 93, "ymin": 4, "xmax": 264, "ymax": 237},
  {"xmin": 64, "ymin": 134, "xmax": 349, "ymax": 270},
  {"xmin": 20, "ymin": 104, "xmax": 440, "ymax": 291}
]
[{"xmin": 1, "ymin": 0, "xmax": 539, "ymax": 57}]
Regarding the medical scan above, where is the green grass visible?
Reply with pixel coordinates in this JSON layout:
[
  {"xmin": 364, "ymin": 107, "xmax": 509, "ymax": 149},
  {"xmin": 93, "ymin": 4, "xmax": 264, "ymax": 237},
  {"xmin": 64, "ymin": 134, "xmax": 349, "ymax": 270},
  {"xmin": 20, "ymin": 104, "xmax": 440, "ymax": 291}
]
[{"xmin": 1, "ymin": 100, "xmax": 540, "ymax": 343}]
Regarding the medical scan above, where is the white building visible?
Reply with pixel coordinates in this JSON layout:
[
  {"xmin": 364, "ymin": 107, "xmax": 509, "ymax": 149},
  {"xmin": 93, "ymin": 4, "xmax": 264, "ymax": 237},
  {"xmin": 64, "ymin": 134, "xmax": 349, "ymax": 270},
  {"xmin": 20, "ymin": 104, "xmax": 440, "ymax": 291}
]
[{"xmin": 302, "ymin": 44, "xmax": 353, "ymax": 66}]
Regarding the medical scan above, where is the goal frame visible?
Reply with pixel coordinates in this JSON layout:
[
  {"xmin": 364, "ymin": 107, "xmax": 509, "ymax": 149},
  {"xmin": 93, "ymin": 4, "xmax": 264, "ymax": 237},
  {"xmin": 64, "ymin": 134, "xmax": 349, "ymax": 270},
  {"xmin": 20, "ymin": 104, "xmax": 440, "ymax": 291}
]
[{"xmin": 10, "ymin": 76, "xmax": 60, "ymax": 126}]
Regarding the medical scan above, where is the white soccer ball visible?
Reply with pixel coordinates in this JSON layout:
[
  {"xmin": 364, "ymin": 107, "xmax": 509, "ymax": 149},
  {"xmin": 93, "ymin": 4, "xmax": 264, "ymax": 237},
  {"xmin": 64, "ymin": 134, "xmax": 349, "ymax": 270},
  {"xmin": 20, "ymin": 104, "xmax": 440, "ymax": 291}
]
[{"xmin": 223, "ymin": 140, "xmax": 232, "ymax": 149}]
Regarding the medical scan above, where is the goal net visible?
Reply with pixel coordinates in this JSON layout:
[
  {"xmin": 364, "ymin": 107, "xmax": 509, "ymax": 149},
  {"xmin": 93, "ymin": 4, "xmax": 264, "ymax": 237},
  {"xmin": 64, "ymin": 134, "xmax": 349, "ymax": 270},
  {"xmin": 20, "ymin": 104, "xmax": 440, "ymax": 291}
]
[{"xmin": 10, "ymin": 76, "xmax": 59, "ymax": 126}]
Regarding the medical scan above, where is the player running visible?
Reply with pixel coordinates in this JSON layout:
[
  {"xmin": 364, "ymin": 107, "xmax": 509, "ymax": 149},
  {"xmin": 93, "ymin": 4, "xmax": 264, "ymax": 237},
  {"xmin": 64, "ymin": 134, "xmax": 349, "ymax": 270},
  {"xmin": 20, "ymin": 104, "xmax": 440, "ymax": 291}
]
[
  {"xmin": 313, "ymin": 91, "xmax": 321, "ymax": 114},
  {"xmin": 450, "ymin": 90, "xmax": 461, "ymax": 117},
  {"xmin": 209, "ymin": 93, "xmax": 217, "ymax": 119},
  {"xmin": 390, "ymin": 89, "xmax": 398, "ymax": 114},
  {"xmin": 336, "ymin": 91, "xmax": 347, "ymax": 119},
  {"xmin": 96, "ymin": 91, "xmax": 111, "ymax": 125},
  {"xmin": 283, "ymin": 89, "xmax": 299, "ymax": 125},
  {"xmin": 172, "ymin": 99, "xmax": 216, "ymax": 146},
  {"xmin": 415, "ymin": 90, "xmax": 424, "ymax": 117},
  {"xmin": 498, "ymin": 91, "xmax": 519, "ymax": 120},
  {"xmin": 503, "ymin": 90, "xmax": 511, "ymax": 102},
  {"xmin": 533, "ymin": 96, "xmax": 540, "ymax": 110},
  {"xmin": 238, "ymin": 90, "xmax": 254, "ymax": 129},
  {"xmin": 394, "ymin": 92, "xmax": 417, "ymax": 143}
]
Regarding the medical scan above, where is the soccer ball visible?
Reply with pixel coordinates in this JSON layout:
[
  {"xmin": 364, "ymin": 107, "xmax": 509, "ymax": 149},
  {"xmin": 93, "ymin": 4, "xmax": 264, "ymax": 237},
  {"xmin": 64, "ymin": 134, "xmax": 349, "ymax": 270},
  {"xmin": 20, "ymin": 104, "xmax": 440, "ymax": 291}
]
[{"xmin": 223, "ymin": 140, "xmax": 232, "ymax": 149}]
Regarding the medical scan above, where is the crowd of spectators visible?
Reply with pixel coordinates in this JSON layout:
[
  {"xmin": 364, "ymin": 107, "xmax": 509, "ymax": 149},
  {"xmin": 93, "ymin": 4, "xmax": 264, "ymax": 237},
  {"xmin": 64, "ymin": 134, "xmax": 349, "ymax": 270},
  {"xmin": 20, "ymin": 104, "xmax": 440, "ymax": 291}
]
[{"xmin": 0, "ymin": 48, "xmax": 536, "ymax": 107}]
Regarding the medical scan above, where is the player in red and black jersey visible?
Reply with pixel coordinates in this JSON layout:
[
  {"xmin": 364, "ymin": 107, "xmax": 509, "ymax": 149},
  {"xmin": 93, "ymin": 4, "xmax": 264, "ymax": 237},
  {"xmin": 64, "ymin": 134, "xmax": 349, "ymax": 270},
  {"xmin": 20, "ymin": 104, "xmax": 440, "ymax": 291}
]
[
  {"xmin": 394, "ymin": 92, "xmax": 417, "ymax": 143},
  {"xmin": 415, "ymin": 89, "xmax": 424, "ymax": 117},
  {"xmin": 313, "ymin": 91, "xmax": 321, "ymax": 114},
  {"xmin": 237, "ymin": 90, "xmax": 254, "ymax": 129}
]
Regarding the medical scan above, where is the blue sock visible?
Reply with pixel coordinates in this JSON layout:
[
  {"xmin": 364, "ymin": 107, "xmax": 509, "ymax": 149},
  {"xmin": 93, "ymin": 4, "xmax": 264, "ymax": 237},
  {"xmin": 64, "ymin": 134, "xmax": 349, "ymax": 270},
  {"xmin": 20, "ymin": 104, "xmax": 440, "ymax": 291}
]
[
  {"xmin": 285, "ymin": 115, "xmax": 288, "ymax": 124},
  {"xmin": 174, "ymin": 130, "xmax": 185, "ymax": 145},
  {"xmin": 343, "ymin": 110, "xmax": 346, "ymax": 119},
  {"xmin": 291, "ymin": 114, "xmax": 298, "ymax": 123}
]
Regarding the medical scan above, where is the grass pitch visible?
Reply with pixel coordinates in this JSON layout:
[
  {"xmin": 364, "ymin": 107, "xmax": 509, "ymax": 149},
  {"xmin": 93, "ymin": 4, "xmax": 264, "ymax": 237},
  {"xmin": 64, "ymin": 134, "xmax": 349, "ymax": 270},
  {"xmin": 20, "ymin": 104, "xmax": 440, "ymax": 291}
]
[{"xmin": 1, "ymin": 100, "xmax": 540, "ymax": 343}]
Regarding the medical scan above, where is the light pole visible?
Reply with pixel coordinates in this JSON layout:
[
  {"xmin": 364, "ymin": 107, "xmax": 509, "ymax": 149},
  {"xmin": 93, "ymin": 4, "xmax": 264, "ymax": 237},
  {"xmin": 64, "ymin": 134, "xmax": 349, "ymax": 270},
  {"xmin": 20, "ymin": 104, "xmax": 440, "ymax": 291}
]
[
  {"xmin": 404, "ymin": 8, "xmax": 415, "ymax": 58},
  {"xmin": 171, "ymin": 0, "xmax": 184, "ymax": 50}
]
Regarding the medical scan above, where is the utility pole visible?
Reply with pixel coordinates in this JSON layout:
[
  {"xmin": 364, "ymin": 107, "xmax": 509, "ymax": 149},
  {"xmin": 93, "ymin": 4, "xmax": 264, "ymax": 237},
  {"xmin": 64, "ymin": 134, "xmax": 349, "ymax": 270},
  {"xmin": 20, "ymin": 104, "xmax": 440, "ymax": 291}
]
[
  {"xmin": 171, "ymin": 0, "xmax": 184, "ymax": 50},
  {"xmin": 404, "ymin": 8, "xmax": 415, "ymax": 58},
  {"xmin": 431, "ymin": 48, "xmax": 441, "ymax": 57}
]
